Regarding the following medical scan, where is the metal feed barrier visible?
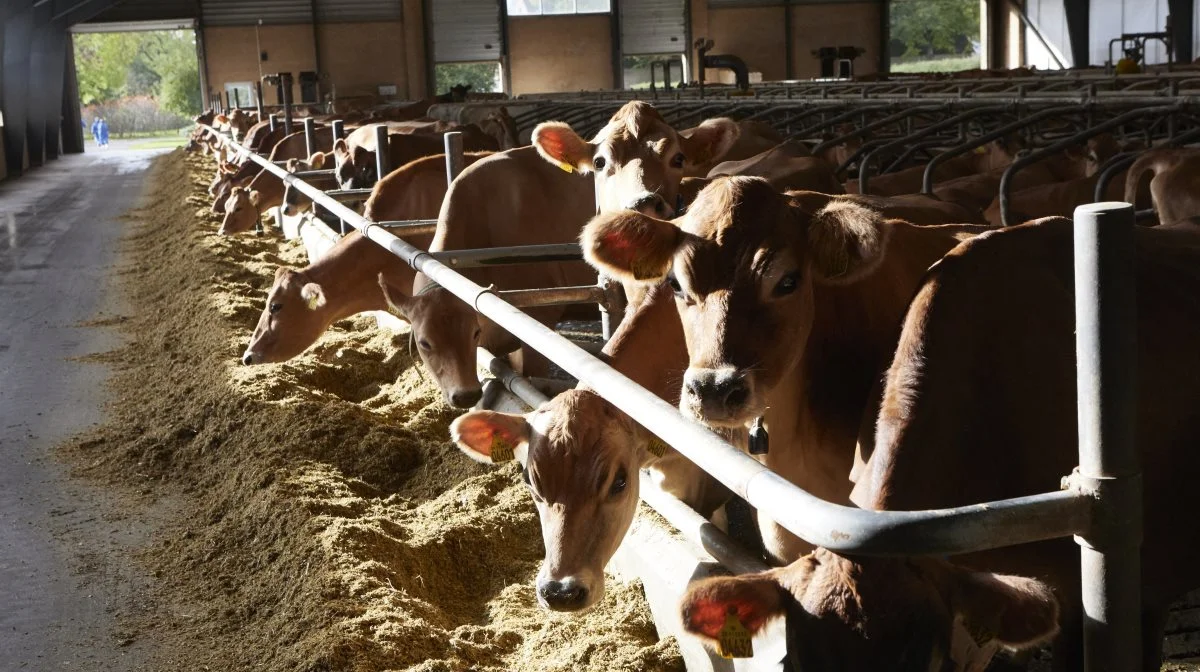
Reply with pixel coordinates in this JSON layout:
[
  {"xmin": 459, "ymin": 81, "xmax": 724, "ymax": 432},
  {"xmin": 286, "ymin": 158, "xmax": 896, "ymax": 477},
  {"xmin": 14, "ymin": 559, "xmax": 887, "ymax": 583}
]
[{"xmin": 200, "ymin": 118, "xmax": 1144, "ymax": 671}]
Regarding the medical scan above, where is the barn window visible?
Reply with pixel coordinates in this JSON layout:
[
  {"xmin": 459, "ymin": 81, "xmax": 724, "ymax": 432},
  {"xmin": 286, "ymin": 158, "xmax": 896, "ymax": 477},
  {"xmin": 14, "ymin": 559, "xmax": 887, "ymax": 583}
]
[
  {"xmin": 432, "ymin": 0, "xmax": 505, "ymax": 93},
  {"xmin": 506, "ymin": 0, "xmax": 611, "ymax": 15},
  {"xmin": 888, "ymin": 0, "xmax": 982, "ymax": 73},
  {"xmin": 224, "ymin": 82, "xmax": 256, "ymax": 109}
]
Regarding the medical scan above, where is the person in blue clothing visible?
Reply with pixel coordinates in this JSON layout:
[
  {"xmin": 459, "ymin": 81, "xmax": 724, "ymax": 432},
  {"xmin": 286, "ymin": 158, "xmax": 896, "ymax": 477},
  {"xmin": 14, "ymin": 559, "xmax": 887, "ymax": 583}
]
[
  {"xmin": 90, "ymin": 117, "xmax": 101, "ymax": 146},
  {"xmin": 96, "ymin": 117, "xmax": 110, "ymax": 149}
]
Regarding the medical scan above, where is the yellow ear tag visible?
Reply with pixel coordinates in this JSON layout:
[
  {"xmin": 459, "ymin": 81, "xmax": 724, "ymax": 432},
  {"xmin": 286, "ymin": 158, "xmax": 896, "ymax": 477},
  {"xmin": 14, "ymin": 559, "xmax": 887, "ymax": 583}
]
[
  {"xmin": 646, "ymin": 437, "xmax": 668, "ymax": 458},
  {"xmin": 717, "ymin": 609, "xmax": 754, "ymax": 659},
  {"xmin": 973, "ymin": 145, "xmax": 988, "ymax": 155},
  {"xmin": 305, "ymin": 293, "xmax": 321, "ymax": 310},
  {"xmin": 556, "ymin": 161, "xmax": 575, "ymax": 174},
  {"xmin": 490, "ymin": 434, "xmax": 515, "ymax": 463}
]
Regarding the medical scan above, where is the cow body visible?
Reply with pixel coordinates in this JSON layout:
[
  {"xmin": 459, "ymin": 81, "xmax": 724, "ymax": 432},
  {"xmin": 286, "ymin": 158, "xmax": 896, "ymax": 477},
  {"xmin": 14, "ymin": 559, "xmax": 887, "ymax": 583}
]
[
  {"xmin": 983, "ymin": 171, "xmax": 1126, "ymax": 227},
  {"xmin": 708, "ymin": 141, "xmax": 844, "ymax": 194},
  {"xmin": 1124, "ymin": 148, "xmax": 1200, "ymax": 225},
  {"xmin": 333, "ymin": 121, "xmax": 499, "ymax": 189},
  {"xmin": 849, "ymin": 218, "xmax": 1200, "ymax": 669}
]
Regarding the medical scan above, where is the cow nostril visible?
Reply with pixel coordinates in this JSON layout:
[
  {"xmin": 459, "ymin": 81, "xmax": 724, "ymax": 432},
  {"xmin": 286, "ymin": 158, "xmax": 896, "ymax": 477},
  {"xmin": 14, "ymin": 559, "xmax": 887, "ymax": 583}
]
[
  {"xmin": 538, "ymin": 580, "xmax": 588, "ymax": 610},
  {"xmin": 242, "ymin": 353, "xmax": 255, "ymax": 366},
  {"xmin": 724, "ymin": 382, "xmax": 749, "ymax": 410}
]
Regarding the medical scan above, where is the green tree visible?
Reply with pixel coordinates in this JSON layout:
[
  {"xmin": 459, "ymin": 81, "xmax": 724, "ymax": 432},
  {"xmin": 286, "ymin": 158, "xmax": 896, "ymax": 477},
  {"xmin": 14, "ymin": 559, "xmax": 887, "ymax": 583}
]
[
  {"xmin": 74, "ymin": 30, "xmax": 200, "ymax": 115},
  {"xmin": 890, "ymin": 0, "xmax": 980, "ymax": 58},
  {"xmin": 73, "ymin": 32, "xmax": 142, "ymax": 105},
  {"xmin": 434, "ymin": 62, "xmax": 501, "ymax": 95}
]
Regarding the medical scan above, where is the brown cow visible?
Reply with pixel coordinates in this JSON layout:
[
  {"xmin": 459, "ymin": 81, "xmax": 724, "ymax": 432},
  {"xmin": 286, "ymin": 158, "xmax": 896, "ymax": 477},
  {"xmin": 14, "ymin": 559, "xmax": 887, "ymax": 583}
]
[
  {"xmin": 219, "ymin": 129, "xmax": 337, "ymax": 233},
  {"xmin": 332, "ymin": 121, "xmax": 499, "ymax": 189},
  {"xmin": 841, "ymin": 218, "xmax": 1200, "ymax": 670},
  {"xmin": 707, "ymin": 141, "xmax": 845, "ymax": 194},
  {"xmin": 1124, "ymin": 148, "xmax": 1200, "ymax": 225},
  {"xmin": 847, "ymin": 139, "xmax": 1021, "ymax": 196},
  {"xmin": 684, "ymin": 119, "xmax": 789, "ymax": 177},
  {"xmin": 241, "ymin": 152, "xmax": 491, "ymax": 380},
  {"xmin": 680, "ymin": 548, "xmax": 1059, "ymax": 671},
  {"xmin": 444, "ymin": 185, "xmax": 992, "ymax": 611},
  {"xmin": 580, "ymin": 177, "xmax": 985, "ymax": 563},
  {"xmin": 211, "ymin": 128, "xmax": 335, "ymax": 215},
  {"xmin": 982, "ymin": 170, "xmax": 1126, "ymax": 227},
  {"xmin": 280, "ymin": 152, "xmax": 335, "ymax": 217}
]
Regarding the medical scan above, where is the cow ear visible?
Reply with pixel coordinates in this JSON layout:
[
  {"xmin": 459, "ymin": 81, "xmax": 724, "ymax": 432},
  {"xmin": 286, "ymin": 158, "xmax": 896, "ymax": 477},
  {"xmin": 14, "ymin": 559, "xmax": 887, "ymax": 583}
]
[
  {"xmin": 215, "ymin": 114, "xmax": 229, "ymax": 125},
  {"xmin": 680, "ymin": 571, "xmax": 787, "ymax": 641},
  {"xmin": 948, "ymin": 567, "xmax": 1060, "ymax": 651},
  {"xmin": 377, "ymin": 273, "xmax": 413, "ymax": 321},
  {"xmin": 680, "ymin": 118, "xmax": 740, "ymax": 168},
  {"xmin": 450, "ymin": 410, "xmax": 530, "ymax": 464},
  {"xmin": 300, "ymin": 283, "xmax": 326, "ymax": 310},
  {"xmin": 333, "ymin": 138, "xmax": 350, "ymax": 160},
  {"xmin": 581, "ymin": 211, "xmax": 686, "ymax": 283},
  {"xmin": 309, "ymin": 152, "xmax": 326, "ymax": 169},
  {"xmin": 285, "ymin": 158, "xmax": 300, "ymax": 172},
  {"xmin": 533, "ymin": 122, "xmax": 594, "ymax": 173},
  {"xmin": 805, "ymin": 199, "xmax": 890, "ymax": 284},
  {"xmin": 274, "ymin": 266, "xmax": 293, "ymax": 283},
  {"xmin": 248, "ymin": 190, "xmax": 261, "ymax": 207}
]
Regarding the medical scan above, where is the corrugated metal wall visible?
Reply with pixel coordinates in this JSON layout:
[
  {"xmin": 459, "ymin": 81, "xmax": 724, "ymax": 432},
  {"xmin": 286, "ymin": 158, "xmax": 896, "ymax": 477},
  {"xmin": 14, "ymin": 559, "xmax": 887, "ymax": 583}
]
[
  {"xmin": 621, "ymin": 0, "xmax": 686, "ymax": 55},
  {"xmin": 431, "ymin": 0, "xmax": 502, "ymax": 62},
  {"xmin": 84, "ymin": 0, "xmax": 403, "ymax": 27},
  {"xmin": 1025, "ymin": 0, "xmax": 1072, "ymax": 68}
]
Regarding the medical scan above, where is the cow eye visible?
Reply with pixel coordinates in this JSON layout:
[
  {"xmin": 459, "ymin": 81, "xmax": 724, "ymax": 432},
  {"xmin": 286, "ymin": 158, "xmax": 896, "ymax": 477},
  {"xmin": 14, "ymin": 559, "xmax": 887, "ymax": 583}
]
[
  {"xmin": 670, "ymin": 153, "xmax": 685, "ymax": 168},
  {"xmin": 593, "ymin": 155, "xmax": 607, "ymax": 171},
  {"xmin": 667, "ymin": 273, "xmax": 684, "ymax": 298},
  {"xmin": 269, "ymin": 302, "xmax": 283, "ymax": 314},
  {"xmin": 418, "ymin": 339, "xmax": 432, "ymax": 351},
  {"xmin": 609, "ymin": 467, "xmax": 628, "ymax": 497},
  {"xmin": 773, "ymin": 272, "xmax": 799, "ymax": 297}
]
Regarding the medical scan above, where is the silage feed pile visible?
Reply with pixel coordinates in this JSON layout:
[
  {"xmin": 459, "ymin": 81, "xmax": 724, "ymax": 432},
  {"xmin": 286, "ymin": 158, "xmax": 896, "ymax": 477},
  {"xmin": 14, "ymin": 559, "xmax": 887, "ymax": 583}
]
[{"xmin": 65, "ymin": 149, "xmax": 684, "ymax": 672}]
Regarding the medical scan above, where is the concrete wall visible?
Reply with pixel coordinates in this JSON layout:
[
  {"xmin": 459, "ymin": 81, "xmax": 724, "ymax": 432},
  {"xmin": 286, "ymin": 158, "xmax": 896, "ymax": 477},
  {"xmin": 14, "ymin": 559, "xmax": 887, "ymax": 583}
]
[
  {"xmin": 790, "ymin": 2, "xmax": 882, "ymax": 78},
  {"xmin": 508, "ymin": 14, "xmax": 613, "ymax": 94},
  {"xmin": 706, "ymin": 6, "xmax": 788, "ymax": 81},
  {"xmin": 317, "ymin": 21, "xmax": 409, "ymax": 99},
  {"xmin": 203, "ymin": 24, "xmax": 317, "ymax": 106}
]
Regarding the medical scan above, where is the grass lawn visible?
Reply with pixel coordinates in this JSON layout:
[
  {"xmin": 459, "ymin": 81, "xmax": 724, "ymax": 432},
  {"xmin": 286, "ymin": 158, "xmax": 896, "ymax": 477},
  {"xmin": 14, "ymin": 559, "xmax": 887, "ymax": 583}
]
[{"xmin": 891, "ymin": 55, "xmax": 981, "ymax": 73}]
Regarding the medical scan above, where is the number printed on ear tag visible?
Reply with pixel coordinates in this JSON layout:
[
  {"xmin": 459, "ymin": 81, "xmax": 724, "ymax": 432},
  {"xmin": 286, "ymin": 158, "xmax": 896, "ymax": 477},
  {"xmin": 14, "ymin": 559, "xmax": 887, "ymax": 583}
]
[
  {"xmin": 490, "ymin": 434, "xmax": 514, "ymax": 463},
  {"xmin": 717, "ymin": 609, "xmax": 754, "ymax": 659},
  {"xmin": 646, "ymin": 437, "xmax": 668, "ymax": 458}
]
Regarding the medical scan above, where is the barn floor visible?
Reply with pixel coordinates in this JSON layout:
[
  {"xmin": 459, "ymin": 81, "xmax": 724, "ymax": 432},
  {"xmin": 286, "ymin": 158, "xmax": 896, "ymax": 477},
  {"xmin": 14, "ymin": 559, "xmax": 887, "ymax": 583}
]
[{"xmin": 0, "ymin": 146, "xmax": 171, "ymax": 669}]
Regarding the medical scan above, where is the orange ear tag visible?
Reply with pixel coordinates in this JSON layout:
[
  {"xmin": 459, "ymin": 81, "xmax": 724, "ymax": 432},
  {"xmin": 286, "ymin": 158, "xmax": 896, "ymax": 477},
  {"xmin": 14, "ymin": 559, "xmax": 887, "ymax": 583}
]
[
  {"xmin": 717, "ymin": 608, "xmax": 754, "ymax": 659},
  {"xmin": 490, "ymin": 434, "xmax": 515, "ymax": 463}
]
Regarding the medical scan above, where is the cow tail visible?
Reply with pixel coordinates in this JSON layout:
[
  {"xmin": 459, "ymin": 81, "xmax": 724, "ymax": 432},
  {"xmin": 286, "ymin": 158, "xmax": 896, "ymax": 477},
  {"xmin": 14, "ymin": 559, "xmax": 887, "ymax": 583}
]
[{"xmin": 1123, "ymin": 150, "xmax": 1167, "ymax": 210}]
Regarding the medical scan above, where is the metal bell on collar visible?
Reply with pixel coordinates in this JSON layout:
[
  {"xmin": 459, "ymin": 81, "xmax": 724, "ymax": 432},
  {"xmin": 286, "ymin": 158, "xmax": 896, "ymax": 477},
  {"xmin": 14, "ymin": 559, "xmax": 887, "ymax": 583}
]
[{"xmin": 748, "ymin": 416, "xmax": 769, "ymax": 455}]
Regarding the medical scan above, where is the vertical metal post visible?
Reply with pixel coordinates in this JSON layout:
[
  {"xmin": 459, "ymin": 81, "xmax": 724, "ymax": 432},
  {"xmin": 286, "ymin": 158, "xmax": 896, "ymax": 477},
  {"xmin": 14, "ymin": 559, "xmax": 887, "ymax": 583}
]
[
  {"xmin": 223, "ymin": 90, "xmax": 231, "ymax": 114},
  {"xmin": 444, "ymin": 131, "xmax": 464, "ymax": 184},
  {"xmin": 232, "ymin": 88, "xmax": 241, "ymax": 110},
  {"xmin": 1072, "ymin": 202, "xmax": 1141, "ymax": 672},
  {"xmin": 374, "ymin": 124, "xmax": 391, "ymax": 184},
  {"xmin": 255, "ymin": 81, "xmax": 265, "ymax": 120},
  {"xmin": 281, "ymin": 73, "xmax": 294, "ymax": 135},
  {"xmin": 303, "ymin": 117, "xmax": 317, "ymax": 157},
  {"xmin": 331, "ymin": 119, "xmax": 345, "ymax": 141},
  {"xmin": 268, "ymin": 114, "xmax": 277, "ymax": 132}
]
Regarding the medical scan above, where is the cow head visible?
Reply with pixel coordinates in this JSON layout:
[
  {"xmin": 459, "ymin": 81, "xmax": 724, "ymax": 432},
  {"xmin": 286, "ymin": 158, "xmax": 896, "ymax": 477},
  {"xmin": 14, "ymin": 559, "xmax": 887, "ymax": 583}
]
[
  {"xmin": 532, "ymin": 101, "xmax": 739, "ymax": 218},
  {"xmin": 681, "ymin": 549, "xmax": 1059, "ymax": 671},
  {"xmin": 333, "ymin": 137, "xmax": 375, "ymax": 189},
  {"xmin": 282, "ymin": 152, "xmax": 328, "ymax": 216},
  {"xmin": 451, "ymin": 389, "xmax": 652, "ymax": 612},
  {"xmin": 378, "ymin": 274, "xmax": 482, "ymax": 408},
  {"xmin": 220, "ymin": 186, "xmax": 262, "ymax": 235},
  {"xmin": 479, "ymin": 107, "xmax": 519, "ymax": 150},
  {"xmin": 581, "ymin": 176, "xmax": 891, "ymax": 428},
  {"xmin": 242, "ymin": 267, "xmax": 334, "ymax": 365}
]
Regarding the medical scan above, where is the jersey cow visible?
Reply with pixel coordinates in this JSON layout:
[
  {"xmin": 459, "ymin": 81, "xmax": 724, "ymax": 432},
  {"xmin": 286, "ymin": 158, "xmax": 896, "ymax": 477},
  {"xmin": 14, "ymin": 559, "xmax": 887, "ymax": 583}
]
[
  {"xmin": 835, "ymin": 218, "xmax": 1200, "ymax": 670},
  {"xmin": 581, "ymin": 177, "xmax": 984, "ymax": 563},
  {"xmin": 1125, "ymin": 147, "xmax": 1200, "ymax": 225},
  {"xmin": 333, "ymin": 121, "xmax": 499, "ymax": 189},
  {"xmin": 241, "ymin": 153, "xmax": 491, "ymax": 380},
  {"xmin": 708, "ymin": 141, "xmax": 845, "ymax": 195}
]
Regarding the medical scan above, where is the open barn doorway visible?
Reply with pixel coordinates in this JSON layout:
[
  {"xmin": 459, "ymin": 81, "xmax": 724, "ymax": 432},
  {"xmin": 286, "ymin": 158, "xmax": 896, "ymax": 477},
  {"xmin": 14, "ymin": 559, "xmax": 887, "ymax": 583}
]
[
  {"xmin": 69, "ymin": 20, "xmax": 201, "ymax": 151},
  {"xmin": 888, "ymin": 0, "xmax": 983, "ymax": 73}
]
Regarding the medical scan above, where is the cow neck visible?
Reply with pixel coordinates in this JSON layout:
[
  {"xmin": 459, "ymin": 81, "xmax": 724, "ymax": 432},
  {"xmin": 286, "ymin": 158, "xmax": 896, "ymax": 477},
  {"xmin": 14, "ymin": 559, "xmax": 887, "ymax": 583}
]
[{"xmin": 307, "ymin": 234, "xmax": 402, "ymax": 318}]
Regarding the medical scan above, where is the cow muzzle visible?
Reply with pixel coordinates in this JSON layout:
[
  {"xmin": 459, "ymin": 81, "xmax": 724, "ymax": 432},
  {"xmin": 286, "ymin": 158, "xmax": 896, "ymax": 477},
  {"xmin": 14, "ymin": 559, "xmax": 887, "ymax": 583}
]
[
  {"xmin": 448, "ymin": 387, "xmax": 483, "ymax": 409},
  {"xmin": 537, "ymin": 577, "xmax": 592, "ymax": 612},
  {"xmin": 624, "ymin": 193, "xmax": 672, "ymax": 218},
  {"xmin": 682, "ymin": 367, "xmax": 755, "ymax": 426}
]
